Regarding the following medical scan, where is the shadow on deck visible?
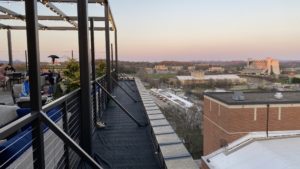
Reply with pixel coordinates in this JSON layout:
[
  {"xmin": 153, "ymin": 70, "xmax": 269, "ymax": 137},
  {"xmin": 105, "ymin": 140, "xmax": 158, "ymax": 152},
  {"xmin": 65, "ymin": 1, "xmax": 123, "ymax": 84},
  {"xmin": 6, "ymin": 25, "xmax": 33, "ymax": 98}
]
[{"xmin": 92, "ymin": 81, "xmax": 161, "ymax": 169}]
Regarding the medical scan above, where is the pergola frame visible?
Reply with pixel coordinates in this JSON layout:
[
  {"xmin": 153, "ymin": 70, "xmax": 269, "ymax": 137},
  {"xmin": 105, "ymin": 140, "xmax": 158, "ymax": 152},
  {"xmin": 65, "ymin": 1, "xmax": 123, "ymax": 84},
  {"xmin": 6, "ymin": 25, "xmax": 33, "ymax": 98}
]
[{"xmin": 0, "ymin": 0, "xmax": 118, "ymax": 167}]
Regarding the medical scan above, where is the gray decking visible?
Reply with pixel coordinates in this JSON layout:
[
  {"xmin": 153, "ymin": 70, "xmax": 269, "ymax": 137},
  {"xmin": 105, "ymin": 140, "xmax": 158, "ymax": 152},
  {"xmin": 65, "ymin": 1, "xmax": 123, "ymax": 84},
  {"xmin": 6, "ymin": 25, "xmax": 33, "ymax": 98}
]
[{"xmin": 92, "ymin": 81, "xmax": 161, "ymax": 169}]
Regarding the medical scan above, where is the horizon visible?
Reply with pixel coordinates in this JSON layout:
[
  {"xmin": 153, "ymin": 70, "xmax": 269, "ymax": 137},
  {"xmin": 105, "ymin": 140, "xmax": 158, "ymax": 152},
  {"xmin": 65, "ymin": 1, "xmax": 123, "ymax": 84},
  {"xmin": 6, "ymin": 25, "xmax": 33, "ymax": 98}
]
[{"xmin": 0, "ymin": 0, "xmax": 300, "ymax": 62}]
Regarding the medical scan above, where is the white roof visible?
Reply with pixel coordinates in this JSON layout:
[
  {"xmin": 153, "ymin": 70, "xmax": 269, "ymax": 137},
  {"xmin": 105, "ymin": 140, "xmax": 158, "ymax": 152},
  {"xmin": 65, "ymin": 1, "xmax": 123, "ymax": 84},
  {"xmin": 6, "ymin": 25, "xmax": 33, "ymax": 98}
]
[
  {"xmin": 177, "ymin": 76, "xmax": 197, "ymax": 81},
  {"xmin": 203, "ymin": 74, "xmax": 241, "ymax": 80},
  {"xmin": 150, "ymin": 89, "xmax": 194, "ymax": 108},
  {"xmin": 177, "ymin": 74, "xmax": 242, "ymax": 81},
  {"xmin": 203, "ymin": 131, "xmax": 300, "ymax": 169}
]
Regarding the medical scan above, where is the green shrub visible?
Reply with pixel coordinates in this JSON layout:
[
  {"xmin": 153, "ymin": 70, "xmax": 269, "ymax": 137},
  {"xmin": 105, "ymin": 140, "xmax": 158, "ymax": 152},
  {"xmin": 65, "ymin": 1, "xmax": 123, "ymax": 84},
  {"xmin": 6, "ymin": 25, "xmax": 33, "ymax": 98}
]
[{"xmin": 63, "ymin": 58, "xmax": 80, "ymax": 92}]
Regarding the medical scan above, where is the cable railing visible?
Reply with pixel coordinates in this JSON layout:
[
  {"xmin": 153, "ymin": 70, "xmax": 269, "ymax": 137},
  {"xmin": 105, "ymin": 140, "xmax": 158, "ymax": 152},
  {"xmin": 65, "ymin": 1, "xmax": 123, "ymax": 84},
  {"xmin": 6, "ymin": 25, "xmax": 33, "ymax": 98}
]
[{"xmin": 0, "ymin": 72, "xmax": 117, "ymax": 169}]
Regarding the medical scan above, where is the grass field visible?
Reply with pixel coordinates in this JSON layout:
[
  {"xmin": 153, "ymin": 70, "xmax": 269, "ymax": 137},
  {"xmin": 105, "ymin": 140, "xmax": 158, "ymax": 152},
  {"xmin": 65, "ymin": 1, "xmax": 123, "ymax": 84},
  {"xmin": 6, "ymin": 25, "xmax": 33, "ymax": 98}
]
[{"xmin": 146, "ymin": 73, "xmax": 176, "ymax": 79}]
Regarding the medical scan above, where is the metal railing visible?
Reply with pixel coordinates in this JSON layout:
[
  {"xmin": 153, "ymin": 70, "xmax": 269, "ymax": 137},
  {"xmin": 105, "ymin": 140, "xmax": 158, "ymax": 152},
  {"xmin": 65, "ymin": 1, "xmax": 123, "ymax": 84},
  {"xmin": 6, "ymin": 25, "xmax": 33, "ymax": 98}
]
[{"xmin": 0, "ymin": 73, "xmax": 116, "ymax": 169}]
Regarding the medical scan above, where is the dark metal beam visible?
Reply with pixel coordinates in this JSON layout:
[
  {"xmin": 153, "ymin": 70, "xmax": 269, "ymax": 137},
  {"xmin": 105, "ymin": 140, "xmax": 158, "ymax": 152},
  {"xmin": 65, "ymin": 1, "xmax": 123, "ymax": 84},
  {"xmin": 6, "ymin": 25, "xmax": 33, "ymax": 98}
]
[
  {"xmin": 7, "ymin": 29, "xmax": 12, "ymax": 65},
  {"xmin": 90, "ymin": 18, "xmax": 96, "ymax": 81},
  {"xmin": 108, "ymin": 5, "xmax": 116, "ymax": 30},
  {"xmin": 0, "ymin": 6, "xmax": 25, "ymax": 21},
  {"xmin": 0, "ymin": 5, "xmax": 47, "ymax": 29},
  {"xmin": 95, "ymin": 81, "xmax": 147, "ymax": 127},
  {"xmin": 41, "ymin": 1, "xmax": 78, "ymax": 27},
  {"xmin": 90, "ymin": 18, "xmax": 97, "ymax": 126},
  {"xmin": 24, "ymin": 0, "xmax": 45, "ymax": 168},
  {"xmin": 114, "ymin": 29, "xmax": 118, "ymax": 75},
  {"xmin": 0, "ymin": 0, "xmax": 104, "ymax": 3},
  {"xmin": 40, "ymin": 112, "xmax": 103, "ymax": 169},
  {"xmin": 104, "ymin": 1, "xmax": 111, "ymax": 92},
  {"xmin": 111, "ymin": 43, "xmax": 114, "ymax": 69},
  {"xmin": 111, "ymin": 77, "xmax": 138, "ymax": 102},
  {"xmin": 77, "ymin": 0, "xmax": 92, "ymax": 154},
  {"xmin": 25, "ymin": 50, "xmax": 28, "ymax": 72},
  {"xmin": 0, "ymin": 15, "xmax": 105, "ymax": 21},
  {"xmin": 0, "ymin": 112, "xmax": 38, "ymax": 140},
  {"xmin": 0, "ymin": 25, "xmax": 111, "ymax": 31}
]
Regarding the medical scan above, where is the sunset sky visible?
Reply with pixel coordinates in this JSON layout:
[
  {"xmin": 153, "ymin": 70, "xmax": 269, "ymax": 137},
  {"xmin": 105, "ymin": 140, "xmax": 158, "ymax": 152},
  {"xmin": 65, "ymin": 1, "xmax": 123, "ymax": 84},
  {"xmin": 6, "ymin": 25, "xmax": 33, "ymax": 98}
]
[{"xmin": 0, "ymin": 0, "xmax": 300, "ymax": 62}]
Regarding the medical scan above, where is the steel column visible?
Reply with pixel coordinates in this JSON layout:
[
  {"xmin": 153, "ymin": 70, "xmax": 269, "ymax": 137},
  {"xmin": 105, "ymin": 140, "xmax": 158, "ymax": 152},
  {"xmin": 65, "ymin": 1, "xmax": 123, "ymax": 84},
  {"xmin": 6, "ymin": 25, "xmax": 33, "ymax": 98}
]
[
  {"xmin": 90, "ymin": 18, "xmax": 97, "ymax": 124},
  {"xmin": 77, "ymin": 0, "xmax": 92, "ymax": 154},
  {"xmin": 24, "ymin": 0, "xmax": 45, "ymax": 168},
  {"xmin": 111, "ymin": 43, "xmax": 114, "ymax": 70},
  {"xmin": 7, "ymin": 29, "xmax": 12, "ymax": 65},
  {"xmin": 114, "ymin": 29, "xmax": 118, "ymax": 75},
  {"xmin": 25, "ymin": 50, "xmax": 28, "ymax": 72},
  {"xmin": 104, "ymin": 2, "xmax": 111, "ymax": 92},
  {"xmin": 90, "ymin": 18, "xmax": 96, "ymax": 81}
]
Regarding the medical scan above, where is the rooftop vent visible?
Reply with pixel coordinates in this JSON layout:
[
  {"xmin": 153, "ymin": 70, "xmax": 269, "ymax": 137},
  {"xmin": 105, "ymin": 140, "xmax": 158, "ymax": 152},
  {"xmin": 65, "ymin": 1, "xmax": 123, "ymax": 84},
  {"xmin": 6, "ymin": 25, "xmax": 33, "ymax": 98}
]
[
  {"xmin": 232, "ymin": 91, "xmax": 245, "ymax": 101},
  {"xmin": 274, "ymin": 92, "xmax": 283, "ymax": 99}
]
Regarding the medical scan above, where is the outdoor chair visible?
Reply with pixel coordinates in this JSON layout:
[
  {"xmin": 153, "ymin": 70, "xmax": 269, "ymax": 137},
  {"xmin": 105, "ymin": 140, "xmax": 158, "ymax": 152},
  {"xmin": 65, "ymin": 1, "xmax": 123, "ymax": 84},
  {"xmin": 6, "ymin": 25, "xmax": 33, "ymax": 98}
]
[{"xmin": 11, "ymin": 84, "xmax": 47, "ymax": 108}]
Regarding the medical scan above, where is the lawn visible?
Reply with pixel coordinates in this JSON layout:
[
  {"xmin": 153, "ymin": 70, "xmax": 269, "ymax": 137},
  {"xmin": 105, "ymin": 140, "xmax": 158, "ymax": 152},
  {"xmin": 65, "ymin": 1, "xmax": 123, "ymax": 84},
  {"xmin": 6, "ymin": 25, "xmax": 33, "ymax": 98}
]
[{"xmin": 146, "ymin": 73, "xmax": 176, "ymax": 79}]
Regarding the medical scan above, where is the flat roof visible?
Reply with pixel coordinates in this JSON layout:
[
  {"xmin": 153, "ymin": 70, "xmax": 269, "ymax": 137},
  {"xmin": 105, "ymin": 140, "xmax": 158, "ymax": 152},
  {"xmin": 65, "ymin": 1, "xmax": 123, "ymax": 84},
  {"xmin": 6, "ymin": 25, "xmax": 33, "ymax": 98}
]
[
  {"xmin": 205, "ymin": 91, "xmax": 300, "ymax": 105},
  {"xmin": 177, "ymin": 74, "xmax": 242, "ymax": 81},
  {"xmin": 203, "ymin": 133, "xmax": 300, "ymax": 169}
]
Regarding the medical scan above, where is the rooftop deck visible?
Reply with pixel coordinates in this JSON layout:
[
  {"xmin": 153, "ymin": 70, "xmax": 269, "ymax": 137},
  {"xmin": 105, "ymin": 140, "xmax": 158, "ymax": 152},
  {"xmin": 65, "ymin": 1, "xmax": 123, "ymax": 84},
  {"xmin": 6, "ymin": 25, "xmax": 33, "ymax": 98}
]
[{"xmin": 92, "ymin": 80, "xmax": 161, "ymax": 169}]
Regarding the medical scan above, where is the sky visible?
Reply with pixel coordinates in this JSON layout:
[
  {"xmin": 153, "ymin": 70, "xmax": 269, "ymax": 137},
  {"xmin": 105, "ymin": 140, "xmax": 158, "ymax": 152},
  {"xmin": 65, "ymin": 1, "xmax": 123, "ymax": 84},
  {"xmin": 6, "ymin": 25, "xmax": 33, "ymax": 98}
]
[{"xmin": 0, "ymin": 0, "xmax": 300, "ymax": 62}]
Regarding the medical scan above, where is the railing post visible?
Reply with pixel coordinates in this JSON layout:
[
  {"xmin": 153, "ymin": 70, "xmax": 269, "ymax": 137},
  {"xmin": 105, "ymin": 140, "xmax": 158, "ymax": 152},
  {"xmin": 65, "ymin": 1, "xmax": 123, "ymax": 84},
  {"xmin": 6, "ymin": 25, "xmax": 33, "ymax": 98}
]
[
  {"xmin": 90, "ymin": 18, "xmax": 97, "ymax": 126},
  {"xmin": 24, "ymin": 0, "xmax": 45, "ymax": 168},
  {"xmin": 104, "ymin": 2, "xmax": 112, "ymax": 93},
  {"xmin": 77, "ymin": 0, "xmax": 92, "ymax": 154},
  {"xmin": 98, "ymin": 85, "xmax": 102, "ymax": 118},
  {"xmin": 114, "ymin": 29, "xmax": 118, "ymax": 76},
  {"xmin": 7, "ymin": 29, "xmax": 13, "ymax": 66},
  {"xmin": 63, "ymin": 101, "xmax": 70, "ymax": 168},
  {"xmin": 111, "ymin": 43, "xmax": 114, "ymax": 70}
]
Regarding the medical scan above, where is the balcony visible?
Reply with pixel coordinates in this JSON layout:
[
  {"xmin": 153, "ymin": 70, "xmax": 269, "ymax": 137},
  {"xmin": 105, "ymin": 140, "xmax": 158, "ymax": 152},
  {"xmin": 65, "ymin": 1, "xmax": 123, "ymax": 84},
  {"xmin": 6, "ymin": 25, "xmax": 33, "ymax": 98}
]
[{"xmin": 0, "ymin": 0, "xmax": 197, "ymax": 168}]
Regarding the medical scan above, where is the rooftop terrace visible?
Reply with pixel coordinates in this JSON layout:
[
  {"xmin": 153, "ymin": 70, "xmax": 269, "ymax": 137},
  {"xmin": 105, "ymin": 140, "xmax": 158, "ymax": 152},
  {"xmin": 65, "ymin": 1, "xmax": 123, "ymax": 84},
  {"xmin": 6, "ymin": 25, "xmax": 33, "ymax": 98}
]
[{"xmin": 0, "ymin": 0, "xmax": 198, "ymax": 168}]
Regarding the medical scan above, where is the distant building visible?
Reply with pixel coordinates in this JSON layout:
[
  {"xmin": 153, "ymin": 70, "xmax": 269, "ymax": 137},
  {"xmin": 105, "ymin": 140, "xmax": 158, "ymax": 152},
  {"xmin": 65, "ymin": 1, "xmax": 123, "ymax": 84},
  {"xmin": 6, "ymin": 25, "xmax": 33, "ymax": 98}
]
[
  {"xmin": 144, "ymin": 67, "xmax": 154, "ymax": 74},
  {"xmin": 187, "ymin": 66, "xmax": 196, "ymax": 71},
  {"xmin": 177, "ymin": 71, "xmax": 245, "ymax": 85},
  {"xmin": 242, "ymin": 57, "xmax": 280, "ymax": 75},
  {"xmin": 191, "ymin": 71, "xmax": 204, "ymax": 79},
  {"xmin": 201, "ymin": 91, "xmax": 300, "ymax": 169},
  {"xmin": 169, "ymin": 66, "xmax": 183, "ymax": 71},
  {"xmin": 154, "ymin": 65, "xmax": 169, "ymax": 74},
  {"xmin": 207, "ymin": 66, "xmax": 224, "ymax": 73},
  {"xmin": 282, "ymin": 67, "xmax": 300, "ymax": 77}
]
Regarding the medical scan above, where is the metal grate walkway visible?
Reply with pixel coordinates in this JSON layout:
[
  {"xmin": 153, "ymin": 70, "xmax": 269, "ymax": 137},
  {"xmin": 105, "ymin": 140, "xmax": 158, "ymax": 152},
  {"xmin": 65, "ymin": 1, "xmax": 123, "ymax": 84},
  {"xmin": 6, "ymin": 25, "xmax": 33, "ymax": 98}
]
[{"xmin": 91, "ymin": 81, "xmax": 161, "ymax": 169}]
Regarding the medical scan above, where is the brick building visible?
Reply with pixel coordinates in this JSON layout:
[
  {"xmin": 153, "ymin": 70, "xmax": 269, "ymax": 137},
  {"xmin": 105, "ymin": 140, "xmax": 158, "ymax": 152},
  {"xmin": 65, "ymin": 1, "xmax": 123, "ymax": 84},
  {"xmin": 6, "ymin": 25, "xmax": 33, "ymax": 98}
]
[{"xmin": 202, "ymin": 91, "xmax": 300, "ymax": 169}]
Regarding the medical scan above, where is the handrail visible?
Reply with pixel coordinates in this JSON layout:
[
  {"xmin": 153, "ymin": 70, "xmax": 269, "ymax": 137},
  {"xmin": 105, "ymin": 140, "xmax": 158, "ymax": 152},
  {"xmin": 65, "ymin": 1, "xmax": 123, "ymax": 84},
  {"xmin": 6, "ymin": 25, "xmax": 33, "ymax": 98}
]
[
  {"xmin": 0, "ymin": 75, "xmax": 107, "ymax": 140},
  {"xmin": 95, "ymin": 81, "xmax": 147, "ymax": 127},
  {"xmin": 0, "ymin": 74, "xmax": 109, "ymax": 168},
  {"xmin": 0, "ymin": 112, "xmax": 39, "ymax": 140},
  {"xmin": 40, "ymin": 111, "xmax": 103, "ymax": 169},
  {"xmin": 95, "ymin": 74, "xmax": 106, "ymax": 81},
  {"xmin": 42, "ymin": 88, "xmax": 80, "ymax": 112}
]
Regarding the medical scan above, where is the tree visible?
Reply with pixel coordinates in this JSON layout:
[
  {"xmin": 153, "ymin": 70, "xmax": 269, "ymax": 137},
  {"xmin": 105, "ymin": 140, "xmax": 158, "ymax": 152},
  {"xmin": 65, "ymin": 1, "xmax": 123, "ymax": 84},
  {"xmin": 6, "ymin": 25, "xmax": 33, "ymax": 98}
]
[
  {"xmin": 96, "ymin": 60, "xmax": 106, "ymax": 77},
  {"xmin": 63, "ymin": 58, "xmax": 80, "ymax": 93}
]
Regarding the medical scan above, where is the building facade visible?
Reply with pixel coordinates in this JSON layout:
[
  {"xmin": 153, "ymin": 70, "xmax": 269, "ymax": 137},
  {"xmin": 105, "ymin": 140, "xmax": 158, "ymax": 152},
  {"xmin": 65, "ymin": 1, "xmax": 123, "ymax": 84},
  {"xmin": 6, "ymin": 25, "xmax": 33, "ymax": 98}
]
[
  {"xmin": 154, "ymin": 65, "xmax": 169, "ymax": 74},
  {"xmin": 207, "ymin": 66, "xmax": 225, "ymax": 73},
  {"xmin": 242, "ymin": 57, "xmax": 280, "ymax": 75},
  {"xmin": 203, "ymin": 92, "xmax": 300, "ymax": 155},
  {"xmin": 177, "ymin": 72, "xmax": 245, "ymax": 86}
]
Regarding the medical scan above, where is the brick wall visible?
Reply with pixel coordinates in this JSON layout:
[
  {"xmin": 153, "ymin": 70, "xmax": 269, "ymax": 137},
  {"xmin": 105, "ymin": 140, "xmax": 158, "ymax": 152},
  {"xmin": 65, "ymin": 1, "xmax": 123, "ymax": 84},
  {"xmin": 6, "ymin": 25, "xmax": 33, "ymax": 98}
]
[{"xmin": 203, "ymin": 97, "xmax": 300, "ymax": 155}]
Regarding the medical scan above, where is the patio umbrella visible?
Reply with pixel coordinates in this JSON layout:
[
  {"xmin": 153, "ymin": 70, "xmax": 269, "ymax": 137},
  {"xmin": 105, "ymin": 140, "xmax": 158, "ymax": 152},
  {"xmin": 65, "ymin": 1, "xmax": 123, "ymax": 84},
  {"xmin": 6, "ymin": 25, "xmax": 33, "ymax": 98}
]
[{"xmin": 48, "ymin": 55, "xmax": 60, "ymax": 64}]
